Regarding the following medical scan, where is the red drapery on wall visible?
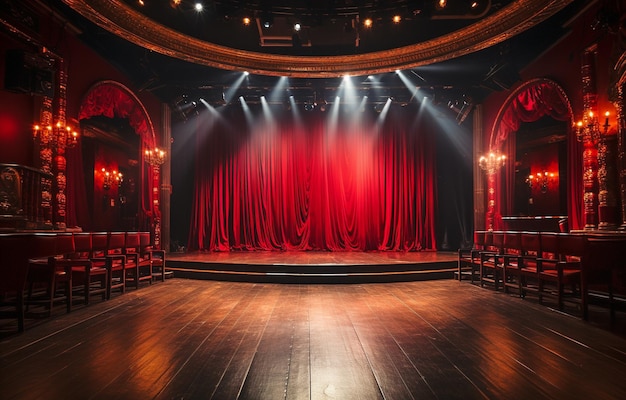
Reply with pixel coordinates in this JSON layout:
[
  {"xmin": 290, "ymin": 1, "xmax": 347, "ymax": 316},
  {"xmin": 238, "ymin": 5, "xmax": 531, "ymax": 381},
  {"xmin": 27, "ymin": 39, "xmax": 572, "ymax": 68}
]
[
  {"xmin": 490, "ymin": 79, "xmax": 582, "ymax": 230},
  {"xmin": 188, "ymin": 107, "xmax": 437, "ymax": 251}
]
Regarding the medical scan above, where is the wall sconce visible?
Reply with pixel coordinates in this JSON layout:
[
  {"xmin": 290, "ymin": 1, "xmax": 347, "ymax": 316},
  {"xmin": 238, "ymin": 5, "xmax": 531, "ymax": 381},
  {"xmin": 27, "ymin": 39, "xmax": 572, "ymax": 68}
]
[
  {"xmin": 33, "ymin": 122, "xmax": 79, "ymax": 149},
  {"xmin": 100, "ymin": 167, "xmax": 123, "ymax": 191},
  {"xmin": 575, "ymin": 110, "xmax": 611, "ymax": 143},
  {"xmin": 526, "ymin": 171, "xmax": 557, "ymax": 193}
]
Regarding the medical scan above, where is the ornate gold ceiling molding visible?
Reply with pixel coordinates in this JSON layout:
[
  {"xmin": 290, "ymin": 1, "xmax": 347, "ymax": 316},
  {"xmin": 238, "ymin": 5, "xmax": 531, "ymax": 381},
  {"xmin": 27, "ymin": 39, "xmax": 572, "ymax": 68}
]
[{"xmin": 62, "ymin": 0, "xmax": 572, "ymax": 78}]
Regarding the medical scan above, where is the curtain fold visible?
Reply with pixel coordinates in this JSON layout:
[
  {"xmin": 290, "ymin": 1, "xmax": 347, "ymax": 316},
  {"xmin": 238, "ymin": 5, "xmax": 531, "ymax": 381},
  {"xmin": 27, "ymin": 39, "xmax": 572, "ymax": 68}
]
[{"xmin": 188, "ymin": 107, "xmax": 437, "ymax": 251}]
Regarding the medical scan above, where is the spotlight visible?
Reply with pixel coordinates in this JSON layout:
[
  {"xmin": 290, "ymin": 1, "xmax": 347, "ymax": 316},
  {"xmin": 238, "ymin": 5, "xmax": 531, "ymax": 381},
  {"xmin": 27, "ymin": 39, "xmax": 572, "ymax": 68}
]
[
  {"xmin": 243, "ymin": 17, "xmax": 251, "ymax": 26},
  {"xmin": 261, "ymin": 13, "xmax": 274, "ymax": 28},
  {"xmin": 169, "ymin": 0, "xmax": 181, "ymax": 8},
  {"xmin": 294, "ymin": 22, "xmax": 301, "ymax": 31},
  {"xmin": 437, "ymin": 0, "xmax": 447, "ymax": 9},
  {"xmin": 392, "ymin": 15, "xmax": 401, "ymax": 23},
  {"xmin": 138, "ymin": 0, "xmax": 145, "ymax": 6},
  {"xmin": 243, "ymin": 71, "xmax": 249, "ymax": 76},
  {"xmin": 194, "ymin": 2, "xmax": 203, "ymax": 12},
  {"xmin": 363, "ymin": 18, "xmax": 373, "ymax": 28}
]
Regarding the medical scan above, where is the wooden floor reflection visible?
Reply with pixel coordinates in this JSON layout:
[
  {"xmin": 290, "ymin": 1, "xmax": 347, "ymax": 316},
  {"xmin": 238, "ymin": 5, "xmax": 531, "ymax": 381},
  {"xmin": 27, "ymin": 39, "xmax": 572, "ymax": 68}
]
[{"xmin": 1, "ymin": 279, "xmax": 625, "ymax": 399}]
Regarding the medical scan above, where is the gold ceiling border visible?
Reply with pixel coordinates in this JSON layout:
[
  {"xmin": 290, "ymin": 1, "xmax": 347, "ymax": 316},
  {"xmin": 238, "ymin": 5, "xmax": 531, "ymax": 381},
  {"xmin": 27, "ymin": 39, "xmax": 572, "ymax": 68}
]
[{"xmin": 62, "ymin": 0, "xmax": 572, "ymax": 78}]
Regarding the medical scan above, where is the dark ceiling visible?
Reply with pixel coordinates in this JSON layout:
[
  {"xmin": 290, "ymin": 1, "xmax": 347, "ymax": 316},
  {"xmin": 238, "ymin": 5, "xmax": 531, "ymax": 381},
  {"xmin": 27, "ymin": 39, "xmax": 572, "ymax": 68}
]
[{"xmin": 5, "ymin": 1, "xmax": 600, "ymax": 120}]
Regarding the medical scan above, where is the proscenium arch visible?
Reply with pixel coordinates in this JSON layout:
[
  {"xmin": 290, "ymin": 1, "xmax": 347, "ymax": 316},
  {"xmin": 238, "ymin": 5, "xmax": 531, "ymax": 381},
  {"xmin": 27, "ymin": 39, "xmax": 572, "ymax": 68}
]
[
  {"xmin": 78, "ymin": 80, "xmax": 158, "ymax": 220},
  {"xmin": 487, "ymin": 78, "xmax": 581, "ymax": 229}
]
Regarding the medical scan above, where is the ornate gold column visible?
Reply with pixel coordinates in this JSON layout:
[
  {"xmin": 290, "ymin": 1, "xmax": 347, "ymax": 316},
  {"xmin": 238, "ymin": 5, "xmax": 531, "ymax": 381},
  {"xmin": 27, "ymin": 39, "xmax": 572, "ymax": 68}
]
[
  {"xmin": 597, "ymin": 116, "xmax": 619, "ymax": 230},
  {"xmin": 579, "ymin": 48, "xmax": 599, "ymax": 230},
  {"xmin": 617, "ymin": 82, "xmax": 626, "ymax": 229},
  {"xmin": 53, "ymin": 59, "xmax": 68, "ymax": 230},
  {"xmin": 36, "ymin": 96, "xmax": 54, "ymax": 228}
]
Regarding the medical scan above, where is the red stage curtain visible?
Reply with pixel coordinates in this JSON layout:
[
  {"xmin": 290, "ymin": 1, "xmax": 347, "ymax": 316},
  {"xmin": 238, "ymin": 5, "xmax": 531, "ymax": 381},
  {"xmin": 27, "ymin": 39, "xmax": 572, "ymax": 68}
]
[{"xmin": 188, "ymin": 108, "xmax": 437, "ymax": 251}]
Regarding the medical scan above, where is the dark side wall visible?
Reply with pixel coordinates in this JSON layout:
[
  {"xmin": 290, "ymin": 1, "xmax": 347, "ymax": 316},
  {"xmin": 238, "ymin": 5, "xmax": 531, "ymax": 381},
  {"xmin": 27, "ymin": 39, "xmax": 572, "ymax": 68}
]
[{"xmin": 0, "ymin": 2, "xmax": 162, "ymax": 168}]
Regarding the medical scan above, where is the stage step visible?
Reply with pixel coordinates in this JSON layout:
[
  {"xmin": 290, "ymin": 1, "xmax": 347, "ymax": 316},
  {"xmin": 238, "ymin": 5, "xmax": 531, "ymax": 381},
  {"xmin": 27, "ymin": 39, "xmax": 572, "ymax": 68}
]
[{"xmin": 166, "ymin": 258, "xmax": 457, "ymax": 283}]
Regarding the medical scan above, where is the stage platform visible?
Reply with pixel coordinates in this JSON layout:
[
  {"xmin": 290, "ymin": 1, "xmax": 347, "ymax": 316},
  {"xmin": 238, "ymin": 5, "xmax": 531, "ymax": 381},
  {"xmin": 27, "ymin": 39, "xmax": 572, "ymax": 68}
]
[{"xmin": 166, "ymin": 250, "xmax": 458, "ymax": 283}]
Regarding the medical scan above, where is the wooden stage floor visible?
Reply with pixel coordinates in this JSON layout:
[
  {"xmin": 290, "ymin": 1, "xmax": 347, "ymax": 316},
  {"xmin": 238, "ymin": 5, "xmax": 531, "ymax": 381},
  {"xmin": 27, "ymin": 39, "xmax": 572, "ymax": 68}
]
[
  {"xmin": 166, "ymin": 250, "xmax": 459, "ymax": 282},
  {"xmin": 1, "ymin": 279, "xmax": 625, "ymax": 399}
]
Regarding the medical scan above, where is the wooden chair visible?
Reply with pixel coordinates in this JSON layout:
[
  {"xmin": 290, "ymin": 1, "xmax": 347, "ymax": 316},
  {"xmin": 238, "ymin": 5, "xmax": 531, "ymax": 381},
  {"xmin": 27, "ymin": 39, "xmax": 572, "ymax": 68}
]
[
  {"xmin": 140, "ymin": 232, "xmax": 167, "ymax": 282},
  {"xmin": 103, "ymin": 232, "xmax": 129, "ymax": 297},
  {"xmin": 480, "ymin": 231, "xmax": 505, "ymax": 290},
  {"xmin": 64, "ymin": 232, "xmax": 108, "ymax": 305},
  {"xmin": 500, "ymin": 231, "xmax": 523, "ymax": 295},
  {"xmin": 124, "ymin": 232, "xmax": 153, "ymax": 289},
  {"xmin": 25, "ymin": 232, "xmax": 72, "ymax": 315},
  {"xmin": 582, "ymin": 235, "xmax": 626, "ymax": 322},
  {"xmin": 516, "ymin": 231, "xmax": 542, "ymax": 297},
  {"xmin": 457, "ymin": 230, "xmax": 486, "ymax": 283},
  {"xmin": 0, "ymin": 233, "xmax": 45, "ymax": 332},
  {"xmin": 537, "ymin": 233, "xmax": 585, "ymax": 313}
]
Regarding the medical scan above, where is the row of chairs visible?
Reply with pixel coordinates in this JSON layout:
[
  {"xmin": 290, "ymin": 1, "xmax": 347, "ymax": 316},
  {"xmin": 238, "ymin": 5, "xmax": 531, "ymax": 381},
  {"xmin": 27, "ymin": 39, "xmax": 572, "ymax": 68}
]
[
  {"xmin": 458, "ymin": 230, "xmax": 626, "ymax": 321},
  {"xmin": 0, "ymin": 231, "xmax": 166, "ymax": 333}
]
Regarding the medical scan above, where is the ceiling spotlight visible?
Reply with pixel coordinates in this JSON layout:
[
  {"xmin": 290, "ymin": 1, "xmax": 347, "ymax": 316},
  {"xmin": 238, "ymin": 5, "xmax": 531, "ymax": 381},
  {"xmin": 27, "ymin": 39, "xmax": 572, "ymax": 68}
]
[
  {"xmin": 294, "ymin": 22, "xmax": 301, "ymax": 31},
  {"xmin": 392, "ymin": 15, "xmax": 401, "ymax": 24},
  {"xmin": 438, "ymin": 0, "xmax": 448, "ymax": 9},
  {"xmin": 471, "ymin": 2, "xmax": 478, "ymax": 8},
  {"xmin": 194, "ymin": 2, "xmax": 203, "ymax": 12},
  {"xmin": 243, "ymin": 71, "xmax": 249, "ymax": 76},
  {"xmin": 242, "ymin": 17, "xmax": 251, "ymax": 26},
  {"xmin": 363, "ymin": 18, "xmax": 373, "ymax": 28},
  {"xmin": 169, "ymin": 0, "xmax": 181, "ymax": 8},
  {"xmin": 138, "ymin": 0, "xmax": 145, "ymax": 6},
  {"xmin": 261, "ymin": 13, "xmax": 274, "ymax": 28}
]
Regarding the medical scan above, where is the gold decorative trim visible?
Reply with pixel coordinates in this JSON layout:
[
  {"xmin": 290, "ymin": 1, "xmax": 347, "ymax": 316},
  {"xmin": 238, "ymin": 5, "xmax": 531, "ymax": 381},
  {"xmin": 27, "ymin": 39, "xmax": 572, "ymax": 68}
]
[{"xmin": 62, "ymin": 0, "xmax": 572, "ymax": 78}]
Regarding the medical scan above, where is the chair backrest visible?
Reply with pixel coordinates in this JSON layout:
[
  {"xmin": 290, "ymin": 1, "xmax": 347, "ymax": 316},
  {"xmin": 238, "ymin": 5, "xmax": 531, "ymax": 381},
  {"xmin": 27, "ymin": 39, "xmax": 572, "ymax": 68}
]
[
  {"xmin": 91, "ymin": 232, "xmax": 109, "ymax": 257},
  {"xmin": 55, "ymin": 232, "xmax": 75, "ymax": 256},
  {"xmin": 30, "ymin": 233, "xmax": 58, "ymax": 259},
  {"xmin": 73, "ymin": 232, "xmax": 92, "ymax": 254},
  {"xmin": 140, "ymin": 231, "xmax": 152, "ymax": 249},
  {"xmin": 107, "ymin": 232, "xmax": 126, "ymax": 255},
  {"xmin": 490, "ymin": 231, "xmax": 505, "ymax": 253},
  {"xmin": 540, "ymin": 232, "xmax": 559, "ymax": 259},
  {"xmin": 124, "ymin": 232, "xmax": 140, "ymax": 254},
  {"xmin": 503, "ymin": 231, "xmax": 521, "ymax": 254},
  {"xmin": 557, "ymin": 233, "xmax": 587, "ymax": 260},
  {"xmin": 520, "ymin": 231, "xmax": 541, "ymax": 256},
  {"xmin": 473, "ymin": 231, "xmax": 486, "ymax": 250}
]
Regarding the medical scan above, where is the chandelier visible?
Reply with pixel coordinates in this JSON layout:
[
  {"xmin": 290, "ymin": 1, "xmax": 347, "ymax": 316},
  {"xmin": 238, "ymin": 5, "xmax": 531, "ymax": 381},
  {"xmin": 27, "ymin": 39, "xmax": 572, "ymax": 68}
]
[
  {"xmin": 145, "ymin": 147, "xmax": 166, "ymax": 166},
  {"xmin": 478, "ymin": 152, "xmax": 506, "ymax": 174},
  {"xmin": 33, "ymin": 122, "xmax": 79, "ymax": 149}
]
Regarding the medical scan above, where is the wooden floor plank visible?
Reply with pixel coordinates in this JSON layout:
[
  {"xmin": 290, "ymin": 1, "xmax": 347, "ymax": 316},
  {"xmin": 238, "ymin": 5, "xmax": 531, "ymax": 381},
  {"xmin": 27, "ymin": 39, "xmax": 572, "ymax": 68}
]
[{"xmin": 2, "ymin": 278, "xmax": 626, "ymax": 400}]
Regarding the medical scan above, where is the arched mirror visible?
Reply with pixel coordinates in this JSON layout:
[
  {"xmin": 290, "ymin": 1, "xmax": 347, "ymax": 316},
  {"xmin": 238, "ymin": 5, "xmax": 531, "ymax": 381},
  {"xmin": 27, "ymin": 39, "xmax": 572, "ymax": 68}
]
[{"xmin": 488, "ymin": 78, "xmax": 578, "ymax": 232}]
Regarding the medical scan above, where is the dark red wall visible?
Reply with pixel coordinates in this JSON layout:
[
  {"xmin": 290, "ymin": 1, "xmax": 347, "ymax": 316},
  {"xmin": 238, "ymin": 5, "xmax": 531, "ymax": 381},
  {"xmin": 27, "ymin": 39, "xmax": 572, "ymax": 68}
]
[{"xmin": 0, "ymin": 8, "xmax": 162, "ymax": 168}]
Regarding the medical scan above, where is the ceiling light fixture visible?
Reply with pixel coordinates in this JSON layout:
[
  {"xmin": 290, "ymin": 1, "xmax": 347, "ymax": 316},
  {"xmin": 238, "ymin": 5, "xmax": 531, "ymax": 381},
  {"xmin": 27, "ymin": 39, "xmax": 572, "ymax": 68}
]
[
  {"xmin": 363, "ymin": 18, "xmax": 373, "ymax": 28},
  {"xmin": 242, "ymin": 17, "xmax": 251, "ymax": 26},
  {"xmin": 194, "ymin": 2, "xmax": 203, "ymax": 12},
  {"xmin": 392, "ymin": 15, "xmax": 401, "ymax": 23},
  {"xmin": 294, "ymin": 23, "xmax": 301, "ymax": 31}
]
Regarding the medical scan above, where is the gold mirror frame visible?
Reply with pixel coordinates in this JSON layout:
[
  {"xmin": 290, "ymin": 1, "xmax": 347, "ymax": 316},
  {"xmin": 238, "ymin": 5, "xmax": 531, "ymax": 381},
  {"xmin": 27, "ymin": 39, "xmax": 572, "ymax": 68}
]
[{"xmin": 62, "ymin": 0, "xmax": 572, "ymax": 78}]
